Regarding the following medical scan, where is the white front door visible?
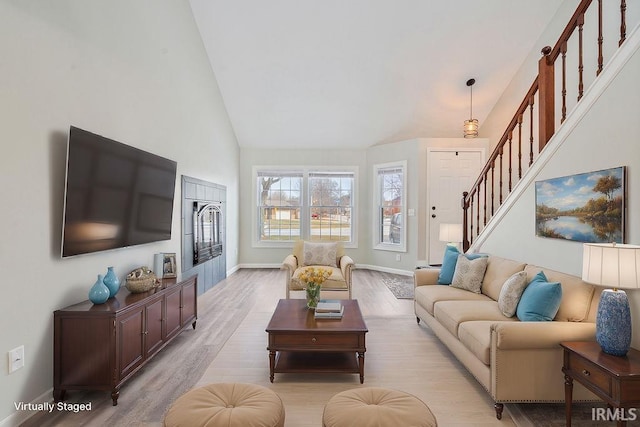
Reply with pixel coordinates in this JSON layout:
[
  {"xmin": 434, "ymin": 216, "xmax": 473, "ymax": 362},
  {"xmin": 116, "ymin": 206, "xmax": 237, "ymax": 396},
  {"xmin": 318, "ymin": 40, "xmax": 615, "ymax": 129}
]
[{"xmin": 428, "ymin": 149, "xmax": 484, "ymax": 265}]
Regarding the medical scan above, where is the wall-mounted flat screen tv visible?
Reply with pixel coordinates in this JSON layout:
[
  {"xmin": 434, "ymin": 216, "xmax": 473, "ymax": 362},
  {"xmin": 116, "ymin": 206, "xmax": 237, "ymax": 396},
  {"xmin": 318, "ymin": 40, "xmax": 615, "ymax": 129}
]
[{"xmin": 62, "ymin": 126, "xmax": 177, "ymax": 257}]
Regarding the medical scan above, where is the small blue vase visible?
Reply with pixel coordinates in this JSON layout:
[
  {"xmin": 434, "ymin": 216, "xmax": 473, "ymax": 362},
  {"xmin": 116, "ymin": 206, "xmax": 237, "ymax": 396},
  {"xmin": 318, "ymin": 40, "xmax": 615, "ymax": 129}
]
[
  {"xmin": 89, "ymin": 274, "xmax": 110, "ymax": 304},
  {"xmin": 103, "ymin": 267, "xmax": 120, "ymax": 298}
]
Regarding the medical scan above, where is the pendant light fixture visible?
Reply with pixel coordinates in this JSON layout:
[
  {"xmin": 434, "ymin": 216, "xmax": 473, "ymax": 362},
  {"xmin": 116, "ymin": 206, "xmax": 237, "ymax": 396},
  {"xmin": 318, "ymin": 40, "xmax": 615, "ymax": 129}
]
[{"xmin": 463, "ymin": 78, "xmax": 478, "ymax": 138}]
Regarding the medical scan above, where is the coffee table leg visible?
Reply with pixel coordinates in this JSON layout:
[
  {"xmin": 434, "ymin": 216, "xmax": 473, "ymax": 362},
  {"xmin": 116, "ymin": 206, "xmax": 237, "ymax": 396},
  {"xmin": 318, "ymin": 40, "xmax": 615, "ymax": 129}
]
[
  {"xmin": 358, "ymin": 351, "xmax": 365, "ymax": 384},
  {"xmin": 269, "ymin": 350, "xmax": 276, "ymax": 382}
]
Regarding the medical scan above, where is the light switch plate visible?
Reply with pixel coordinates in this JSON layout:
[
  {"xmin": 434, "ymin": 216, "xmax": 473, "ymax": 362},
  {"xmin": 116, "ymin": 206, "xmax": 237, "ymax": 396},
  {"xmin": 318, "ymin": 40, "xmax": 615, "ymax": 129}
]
[{"xmin": 8, "ymin": 345, "xmax": 24, "ymax": 373}]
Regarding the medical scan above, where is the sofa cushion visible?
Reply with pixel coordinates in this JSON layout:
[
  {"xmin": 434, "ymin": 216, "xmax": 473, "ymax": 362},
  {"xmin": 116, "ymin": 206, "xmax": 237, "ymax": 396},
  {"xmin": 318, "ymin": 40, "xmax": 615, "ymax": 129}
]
[
  {"xmin": 481, "ymin": 257, "xmax": 527, "ymax": 301},
  {"xmin": 414, "ymin": 285, "xmax": 489, "ymax": 316},
  {"xmin": 524, "ymin": 265, "xmax": 596, "ymax": 322},
  {"xmin": 291, "ymin": 266, "xmax": 347, "ymax": 290},
  {"xmin": 497, "ymin": 271, "xmax": 529, "ymax": 317},
  {"xmin": 516, "ymin": 271, "xmax": 562, "ymax": 321},
  {"xmin": 434, "ymin": 300, "xmax": 513, "ymax": 338},
  {"xmin": 451, "ymin": 255, "xmax": 488, "ymax": 293}
]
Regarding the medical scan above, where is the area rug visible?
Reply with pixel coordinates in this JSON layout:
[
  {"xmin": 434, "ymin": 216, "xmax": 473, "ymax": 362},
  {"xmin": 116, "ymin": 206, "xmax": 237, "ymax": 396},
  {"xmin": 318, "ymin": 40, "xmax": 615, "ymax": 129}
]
[
  {"xmin": 381, "ymin": 276, "xmax": 414, "ymax": 299},
  {"xmin": 507, "ymin": 402, "xmax": 640, "ymax": 426}
]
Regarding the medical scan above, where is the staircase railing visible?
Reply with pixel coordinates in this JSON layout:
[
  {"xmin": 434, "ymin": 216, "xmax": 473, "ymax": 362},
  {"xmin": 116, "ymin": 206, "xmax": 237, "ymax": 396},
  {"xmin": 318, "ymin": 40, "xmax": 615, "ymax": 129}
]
[{"xmin": 462, "ymin": 0, "xmax": 632, "ymax": 251}]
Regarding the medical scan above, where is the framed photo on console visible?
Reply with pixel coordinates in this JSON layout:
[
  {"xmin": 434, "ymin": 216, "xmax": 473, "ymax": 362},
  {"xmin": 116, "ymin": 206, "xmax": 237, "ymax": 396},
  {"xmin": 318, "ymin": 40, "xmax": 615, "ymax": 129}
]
[{"xmin": 162, "ymin": 253, "xmax": 177, "ymax": 278}]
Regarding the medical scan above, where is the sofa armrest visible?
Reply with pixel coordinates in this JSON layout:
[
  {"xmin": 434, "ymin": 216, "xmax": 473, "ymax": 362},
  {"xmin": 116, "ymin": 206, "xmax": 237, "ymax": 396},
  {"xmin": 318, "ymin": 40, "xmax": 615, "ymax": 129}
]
[
  {"xmin": 338, "ymin": 255, "xmax": 354, "ymax": 284},
  {"xmin": 281, "ymin": 254, "xmax": 298, "ymax": 276},
  {"xmin": 492, "ymin": 321, "xmax": 596, "ymax": 350},
  {"xmin": 414, "ymin": 268, "xmax": 440, "ymax": 287}
]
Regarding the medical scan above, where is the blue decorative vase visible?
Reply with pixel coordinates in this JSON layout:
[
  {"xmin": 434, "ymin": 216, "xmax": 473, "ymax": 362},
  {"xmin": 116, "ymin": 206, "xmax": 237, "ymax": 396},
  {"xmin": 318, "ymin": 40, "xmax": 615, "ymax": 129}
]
[
  {"xmin": 89, "ymin": 274, "xmax": 110, "ymax": 304},
  {"xmin": 596, "ymin": 289, "xmax": 632, "ymax": 356},
  {"xmin": 103, "ymin": 267, "xmax": 120, "ymax": 298}
]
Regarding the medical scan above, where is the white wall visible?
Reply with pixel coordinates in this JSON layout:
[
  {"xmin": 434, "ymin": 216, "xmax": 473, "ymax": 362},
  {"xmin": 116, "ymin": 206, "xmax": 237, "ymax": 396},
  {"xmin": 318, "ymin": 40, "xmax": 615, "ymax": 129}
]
[
  {"xmin": 479, "ymin": 34, "xmax": 640, "ymax": 349},
  {"xmin": 0, "ymin": 1, "xmax": 239, "ymax": 424},
  {"xmin": 239, "ymin": 138, "xmax": 488, "ymax": 274}
]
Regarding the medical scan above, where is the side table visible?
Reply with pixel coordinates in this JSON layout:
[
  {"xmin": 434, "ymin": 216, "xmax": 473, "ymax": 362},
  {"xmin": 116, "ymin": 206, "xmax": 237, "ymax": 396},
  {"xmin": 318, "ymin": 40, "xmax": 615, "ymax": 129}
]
[{"xmin": 561, "ymin": 341, "xmax": 640, "ymax": 427}]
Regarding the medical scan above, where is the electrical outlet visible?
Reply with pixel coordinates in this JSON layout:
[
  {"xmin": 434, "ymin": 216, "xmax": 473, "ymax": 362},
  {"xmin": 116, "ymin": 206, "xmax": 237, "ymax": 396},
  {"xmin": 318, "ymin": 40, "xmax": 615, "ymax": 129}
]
[
  {"xmin": 395, "ymin": 254, "xmax": 401, "ymax": 262},
  {"xmin": 8, "ymin": 345, "xmax": 24, "ymax": 373}
]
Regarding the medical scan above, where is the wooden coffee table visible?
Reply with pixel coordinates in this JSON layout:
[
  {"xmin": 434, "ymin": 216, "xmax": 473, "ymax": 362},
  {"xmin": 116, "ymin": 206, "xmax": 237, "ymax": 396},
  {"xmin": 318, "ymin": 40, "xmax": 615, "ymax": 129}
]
[{"xmin": 266, "ymin": 299, "xmax": 368, "ymax": 383}]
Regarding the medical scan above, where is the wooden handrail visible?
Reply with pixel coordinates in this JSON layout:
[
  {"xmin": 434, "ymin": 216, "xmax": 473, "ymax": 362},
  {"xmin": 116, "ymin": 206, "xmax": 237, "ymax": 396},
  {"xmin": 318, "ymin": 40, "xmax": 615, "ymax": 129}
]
[
  {"xmin": 546, "ymin": 0, "xmax": 593, "ymax": 63},
  {"xmin": 462, "ymin": 0, "xmax": 630, "ymax": 251}
]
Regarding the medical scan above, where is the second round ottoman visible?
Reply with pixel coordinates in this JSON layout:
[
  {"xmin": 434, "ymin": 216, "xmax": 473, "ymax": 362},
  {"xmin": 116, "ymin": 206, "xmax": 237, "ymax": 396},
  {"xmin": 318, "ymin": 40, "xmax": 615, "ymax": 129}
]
[
  {"xmin": 322, "ymin": 387, "xmax": 437, "ymax": 427},
  {"xmin": 164, "ymin": 383, "xmax": 285, "ymax": 427}
]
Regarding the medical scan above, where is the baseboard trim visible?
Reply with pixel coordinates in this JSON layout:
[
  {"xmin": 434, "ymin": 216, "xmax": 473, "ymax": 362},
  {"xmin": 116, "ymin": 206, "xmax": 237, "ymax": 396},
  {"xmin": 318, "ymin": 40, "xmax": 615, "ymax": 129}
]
[
  {"xmin": 0, "ymin": 388, "xmax": 53, "ymax": 427},
  {"xmin": 356, "ymin": 264, "xmax": 414, "ymax": 276},
  {"xmin": 235, "ymin": 263, "xmax": 414, "ymax": 277},
  {"xmin": 226, "ymin": 264, "xmax": 241, "ymax": 276}
]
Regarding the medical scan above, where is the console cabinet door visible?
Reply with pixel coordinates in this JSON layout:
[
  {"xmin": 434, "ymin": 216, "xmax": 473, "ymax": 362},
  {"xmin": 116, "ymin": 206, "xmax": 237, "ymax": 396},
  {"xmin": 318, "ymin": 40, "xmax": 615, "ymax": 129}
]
[
  {"xmin": 54, "ymin": 315, "xmax": 112, "ymax": 390},
  {"xmin": 144, "ymin": 295, "xmax": 164, "ymax": 358},
  {"xmin": 165, "ymin": 286, "xmax": 182, "ymax": 340},
  {"xmin": 117, "ymin": 308, "xmax": 144, "ymax": 380}
]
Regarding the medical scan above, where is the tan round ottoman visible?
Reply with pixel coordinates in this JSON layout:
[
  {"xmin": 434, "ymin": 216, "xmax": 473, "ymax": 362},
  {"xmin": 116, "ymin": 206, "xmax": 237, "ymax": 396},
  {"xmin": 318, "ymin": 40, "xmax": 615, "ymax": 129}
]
[
  {"xmin": 323, "ymin": 387, "xmax": 437, "ymax": 427},
  {"xmin": 164, "ymin": 383, "xmax": 285, "ymax": 427}
]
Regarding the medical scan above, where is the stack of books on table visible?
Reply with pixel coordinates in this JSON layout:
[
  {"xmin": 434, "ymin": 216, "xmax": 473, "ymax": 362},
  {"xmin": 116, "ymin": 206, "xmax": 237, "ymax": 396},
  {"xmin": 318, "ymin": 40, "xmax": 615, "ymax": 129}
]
[{"xmin": 314, "ymin": 300, "xmax": 344, "ymax": 319}]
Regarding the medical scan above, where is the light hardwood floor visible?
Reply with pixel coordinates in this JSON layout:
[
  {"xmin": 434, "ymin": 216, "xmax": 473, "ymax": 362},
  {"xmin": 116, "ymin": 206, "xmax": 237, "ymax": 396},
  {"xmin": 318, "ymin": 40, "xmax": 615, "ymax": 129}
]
[{"xmin": 22, "ymin": 268, "xmax": 516, "ymax": 426}]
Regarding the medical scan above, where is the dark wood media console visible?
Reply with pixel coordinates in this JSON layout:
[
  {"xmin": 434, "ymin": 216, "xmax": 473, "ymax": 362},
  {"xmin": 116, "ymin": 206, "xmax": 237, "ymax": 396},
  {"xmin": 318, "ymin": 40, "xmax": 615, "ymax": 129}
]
[{"xmin": 53, "ymin": 275, "xmax": 197, "ymax": 405}]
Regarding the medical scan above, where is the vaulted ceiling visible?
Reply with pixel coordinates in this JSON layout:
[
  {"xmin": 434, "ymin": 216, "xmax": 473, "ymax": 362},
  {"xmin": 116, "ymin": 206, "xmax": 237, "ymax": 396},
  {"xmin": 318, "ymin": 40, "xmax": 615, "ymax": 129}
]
[{"xmin": 189, "ymin": 1, "xmax": 564, "ymax": 149}]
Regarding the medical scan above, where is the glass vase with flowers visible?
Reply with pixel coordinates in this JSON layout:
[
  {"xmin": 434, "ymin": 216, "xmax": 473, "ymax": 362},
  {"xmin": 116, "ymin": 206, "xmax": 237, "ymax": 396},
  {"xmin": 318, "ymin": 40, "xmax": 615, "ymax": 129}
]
[{"xmin": 298, "ymin": 267, "xmax": 332, "ymax": 309}]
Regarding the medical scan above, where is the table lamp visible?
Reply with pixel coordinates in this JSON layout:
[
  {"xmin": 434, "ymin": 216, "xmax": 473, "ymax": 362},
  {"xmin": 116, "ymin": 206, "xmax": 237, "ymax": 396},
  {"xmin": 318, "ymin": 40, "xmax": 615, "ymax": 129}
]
[
  {"xmin": 439, "ymin": 223, "xmax": 463, "ymax": 249},
  {"xmin": 581, "ymin": 242, "xmax": 640, "ymax": 356}
]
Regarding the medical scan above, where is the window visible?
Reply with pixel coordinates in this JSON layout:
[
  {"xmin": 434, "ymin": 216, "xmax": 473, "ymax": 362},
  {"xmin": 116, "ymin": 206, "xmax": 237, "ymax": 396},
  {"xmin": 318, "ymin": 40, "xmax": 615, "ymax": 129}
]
[
  {"xmin": 255, "ymin": 168, "xmax": 356, "ymax": 245},
  {"xmin": 309, "ymin": 172, "xmax": 353, "ymax": 242},
  {"xmin": 374, "ymin": 162, "xmax": 406, "ymax": 251},
  {"xmin": 257, "ymin": 171, "xmax": 303, "ymax": 241}
]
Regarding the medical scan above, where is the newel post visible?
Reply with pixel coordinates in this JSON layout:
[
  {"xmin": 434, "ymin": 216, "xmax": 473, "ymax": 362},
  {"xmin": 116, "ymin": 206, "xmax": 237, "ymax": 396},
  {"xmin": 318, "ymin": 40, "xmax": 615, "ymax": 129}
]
[
  {"xmin": 538, "ymin": 46, "xmax": 555, "ymax": 151},
  {"xmin": 462, "ymin": 191, "xmax": 470, "ymax": 252}
]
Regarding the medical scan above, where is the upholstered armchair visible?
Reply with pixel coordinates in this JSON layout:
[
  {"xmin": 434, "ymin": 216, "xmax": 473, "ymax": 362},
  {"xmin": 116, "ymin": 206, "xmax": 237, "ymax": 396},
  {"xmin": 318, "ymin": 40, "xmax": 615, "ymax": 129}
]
[{"xmin": 281, "ymin": 240, "xmax": 355, "ymax": 299}]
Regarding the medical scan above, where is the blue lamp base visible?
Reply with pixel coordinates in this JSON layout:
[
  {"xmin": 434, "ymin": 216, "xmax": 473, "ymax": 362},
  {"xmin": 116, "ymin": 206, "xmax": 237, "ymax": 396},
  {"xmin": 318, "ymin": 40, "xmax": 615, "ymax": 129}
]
[{"xmin": 596, "ymin": 289, "xmax": 632, "ymax": 356}]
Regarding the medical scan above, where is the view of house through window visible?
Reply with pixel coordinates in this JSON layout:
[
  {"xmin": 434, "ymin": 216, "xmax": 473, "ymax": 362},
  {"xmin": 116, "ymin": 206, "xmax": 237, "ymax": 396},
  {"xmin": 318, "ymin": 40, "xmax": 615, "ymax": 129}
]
[
  {"xmin": 309, "ymin": 172, "xmax": 353, "ymax": 241},
  {"xmin": 257, "ymin": 169, "xmax": 355, "ymax": 243},
  {"xmin": 257, "ymin": 171, "xmax": 302, "ymax": 241},
  {"xmin": 376, "ymin": 163, "xmax": 405, "ymax": 247}
]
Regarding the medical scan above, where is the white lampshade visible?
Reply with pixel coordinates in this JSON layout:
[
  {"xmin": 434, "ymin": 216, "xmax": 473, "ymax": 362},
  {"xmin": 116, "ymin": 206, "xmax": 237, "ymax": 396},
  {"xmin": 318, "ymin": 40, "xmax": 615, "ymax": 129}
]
[
  {"xmin": 581, "ymin": 243, "xmax": 640, "ymax": 290},
  {"xmin": 439, "ymin": 223, "xmax": 463, "ymax": 243}
]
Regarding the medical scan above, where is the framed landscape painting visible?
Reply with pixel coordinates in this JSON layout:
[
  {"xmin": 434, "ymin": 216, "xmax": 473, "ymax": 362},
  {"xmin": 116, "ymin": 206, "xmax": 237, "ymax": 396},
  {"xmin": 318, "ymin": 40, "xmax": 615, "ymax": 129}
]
[{"xmin": 535, "ymin": 166, "xmax": 625, "ymax": 243}]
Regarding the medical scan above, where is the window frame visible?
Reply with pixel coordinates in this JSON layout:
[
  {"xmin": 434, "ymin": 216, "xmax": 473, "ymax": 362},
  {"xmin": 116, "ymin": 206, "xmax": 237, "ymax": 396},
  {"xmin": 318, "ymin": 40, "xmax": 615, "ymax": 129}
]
[
  {"xmin": 252, "ymin": 166, "xmax": 358, "ymax": 248},
  {"xmin": 373, "ymin": 161, "xmax": 407, "ymax": 252}
]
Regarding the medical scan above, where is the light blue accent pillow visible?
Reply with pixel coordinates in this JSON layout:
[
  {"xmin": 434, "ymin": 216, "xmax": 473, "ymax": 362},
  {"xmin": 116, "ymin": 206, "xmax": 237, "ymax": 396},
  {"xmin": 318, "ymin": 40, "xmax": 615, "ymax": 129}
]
[
  {"xmin": 437, "ymin": 245, "xmax": 460, "ymax": 284},
  {"xmin": 437, "ymin": 246, "xmax": 487, "ymax": 285},
  {"xmin": 516, "ymin": 271, "xmax": 563, "ymax": 321}
]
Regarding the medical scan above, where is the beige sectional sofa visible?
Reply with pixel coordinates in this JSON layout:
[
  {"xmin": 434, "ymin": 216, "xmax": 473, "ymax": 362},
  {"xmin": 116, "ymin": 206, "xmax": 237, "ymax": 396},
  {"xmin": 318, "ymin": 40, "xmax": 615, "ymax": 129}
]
[{"xmin": 414, "ymin": 255, "xmax": 603, "ymax": 419}]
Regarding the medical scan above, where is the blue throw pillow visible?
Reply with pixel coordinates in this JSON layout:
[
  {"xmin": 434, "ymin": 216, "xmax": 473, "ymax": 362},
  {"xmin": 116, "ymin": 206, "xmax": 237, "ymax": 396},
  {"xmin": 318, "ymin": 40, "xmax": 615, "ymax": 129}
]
[
  {"xmin": 516, "ymin": 271, "xmax": 562, "ymax": 321},
  {"xmin": 437, "ymin": 246, "xmax": 460, "ymax": 284},
  {"xmin": 437, "ymin": 247, "xmax": 487, "ymax": 285}
]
